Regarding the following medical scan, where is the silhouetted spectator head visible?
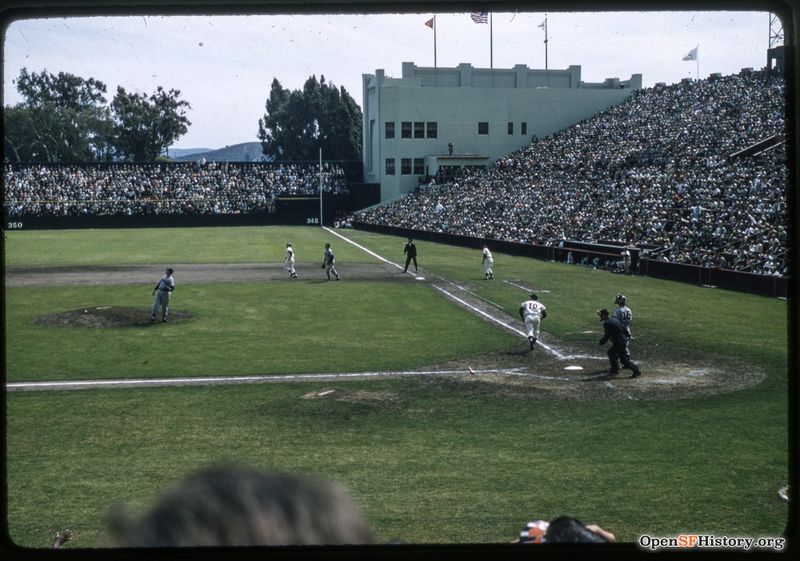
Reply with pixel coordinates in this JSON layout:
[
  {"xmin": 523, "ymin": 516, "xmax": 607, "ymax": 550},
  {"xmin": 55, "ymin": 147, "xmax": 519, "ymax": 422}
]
[
  {"xmin": 103, "ymin": 463, "xmax": 376, "ymax": 547},
  {"xmin": 543, "ymin": 516, "xmax": 611, "ymax": 543}
]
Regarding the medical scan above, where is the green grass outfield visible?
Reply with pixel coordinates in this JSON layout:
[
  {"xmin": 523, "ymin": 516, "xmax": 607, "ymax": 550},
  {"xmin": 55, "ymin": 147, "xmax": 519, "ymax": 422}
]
[{"xmin": 3, "ymin": 226, "xmax": 790, "ymax": 549}]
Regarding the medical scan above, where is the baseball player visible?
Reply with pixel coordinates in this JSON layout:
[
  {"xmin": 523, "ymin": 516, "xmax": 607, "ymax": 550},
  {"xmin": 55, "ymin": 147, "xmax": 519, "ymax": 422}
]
[
  {"xmin": 403, "ymin": 237, "xmax": 418, "ymax": 274},
  {"xmin": 621, "ymin": 248, "xmax": 632, "ymax": 274},
  {"xmin": 482, "ymin": 243, "xmax": 494, "ymax": 279},
  {"xmin": 519, "ymin": 293, "xmax": 547, "ymax": 349},
  {"xmin": 612, "ymin": 293, "xmax": 632, "ymax": 340},
  {"xmin": 322, "ymin": 243, "xmax": 340, "ymax": 281},
  {"xmin": 597, "ymin": 308, "xmax": 641, "ymax": 378},
  {"xmin": 151, "ymin": 267, "xmax": 175, "ymax": 322},
  {"xmin": 284, "ymin": 242, "xmax": 298, "ymax": 279}
]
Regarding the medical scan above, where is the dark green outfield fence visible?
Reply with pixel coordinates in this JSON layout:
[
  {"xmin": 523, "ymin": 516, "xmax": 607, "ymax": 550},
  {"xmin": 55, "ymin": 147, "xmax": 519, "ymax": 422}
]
[{"xmin": 352, "ymin": 222, "xmax": 789, "ymax": 299}]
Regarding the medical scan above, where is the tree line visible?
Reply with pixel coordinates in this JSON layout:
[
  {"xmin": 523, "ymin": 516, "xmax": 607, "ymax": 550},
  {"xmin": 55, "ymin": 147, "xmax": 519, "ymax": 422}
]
[
  {"xmin": 4, "ymin": 68, "xmax": 191, "ymax": 162},
  {"xmin": 4, "ymin": 68, "xmax": 362, "ymax": 164},
  {"xmin": 257, "ymin": 75, "xmax": 362, "ymax": 161}
]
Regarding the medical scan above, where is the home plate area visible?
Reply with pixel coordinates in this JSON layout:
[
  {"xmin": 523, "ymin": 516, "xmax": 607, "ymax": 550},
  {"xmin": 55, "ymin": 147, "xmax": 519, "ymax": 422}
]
[{"xmin": 420, "ymin": 354, "xmax": 766, "ymax": 402}]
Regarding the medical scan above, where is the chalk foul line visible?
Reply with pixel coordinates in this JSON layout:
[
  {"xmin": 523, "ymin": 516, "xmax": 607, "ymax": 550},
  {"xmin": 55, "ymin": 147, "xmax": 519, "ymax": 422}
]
[
  {"xmin": 325, "ymin": 227, "xmax": 603, "ymax": 363},
  {"xmin": 7, "ymin": 368, "xmax": 530, "ymax": 392}
]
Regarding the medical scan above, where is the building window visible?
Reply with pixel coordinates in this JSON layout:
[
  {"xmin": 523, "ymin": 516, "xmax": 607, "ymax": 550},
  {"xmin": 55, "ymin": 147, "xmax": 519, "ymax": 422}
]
[
  {"xmin": 385, "ymin": 122, "xmax": 395, "ymax": 139},
  {"xmin": 414, "ymin": 122, "xmax": 425, "ymax": 138},
  {"xmin": 385, "ymin": 158, "xmax": 395, "ymax": 175},
  {"xmin": 401, "ymin": 158, "xmax": 412, "ymax": 175},
  {"xmin": 507, "ymin": 122, "xmax": 514, "ymax": 135},
  {"xmin": 413, "ymin": 158, "xmax": 425, "ymax": 175},
  {"xmin": 478, "ymin": 122, "xmax": 489, "ymax": 135},
  {"xmin": 521, "ymin": 122, "xmax": 527, "ymax": 135},
  {"xmin": 401, "ymin": 122, "xmax": 412, "ymax": 138},
  {"xmin": 426, "ymin": 122, "xmax": 438, "ymax": 138}
]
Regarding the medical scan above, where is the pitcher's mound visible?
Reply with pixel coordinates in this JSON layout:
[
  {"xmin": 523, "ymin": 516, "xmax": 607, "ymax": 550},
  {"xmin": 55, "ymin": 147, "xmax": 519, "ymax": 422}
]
[{"xmin": 34, "ymin": 307, "xmax": 191, "ymax": 328}]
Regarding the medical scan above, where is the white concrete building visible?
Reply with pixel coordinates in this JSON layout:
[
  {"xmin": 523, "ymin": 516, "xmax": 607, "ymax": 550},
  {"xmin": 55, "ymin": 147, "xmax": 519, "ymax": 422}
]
[{"xmin": 362, "ymin": 62, "xmax": 642, "ymax": 201}]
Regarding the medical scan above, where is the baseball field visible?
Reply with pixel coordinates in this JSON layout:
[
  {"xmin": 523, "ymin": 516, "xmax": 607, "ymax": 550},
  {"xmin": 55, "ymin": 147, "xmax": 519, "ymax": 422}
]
[{"xmin": 3, "ymin": 225, "xmax": 790, "ymax": 549}]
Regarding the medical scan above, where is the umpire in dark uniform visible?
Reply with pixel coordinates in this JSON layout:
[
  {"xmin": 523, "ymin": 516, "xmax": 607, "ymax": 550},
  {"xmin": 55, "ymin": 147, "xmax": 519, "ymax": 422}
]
[
  {"xmin": 403, "ymin": 238, "xmax": 418, "ymax": 273},
  {"xmin": 598, "ymin": 309, "xmax": 641, "ymax": 378}
]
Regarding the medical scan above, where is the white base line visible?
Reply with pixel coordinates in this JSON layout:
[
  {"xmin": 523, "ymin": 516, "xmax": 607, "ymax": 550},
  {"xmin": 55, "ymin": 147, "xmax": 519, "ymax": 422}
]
[
  {"xmin": 6, "ymin": 368, "xmax": 529, "ymax": 392},
  {"xmin": 324, "ymin": 226, "xmax": 416, "ymax": 276},
  {"xmin": 325, "ymin": 227, "xmax": 602, "ymax": 363},
  {"xmin": 432, "ymin": 284, "xmax": 600, "ymax": 361},
  {"xmin": 433, "ymin": 283, "xmax": 527, "ymax": 336},
  {"xmin": 503, "ymin": 280, "xmax": 550, "ymax": 293},
  {"xmin": 444, "ymin": 279, "xmax": 506, "ymax": 310}
]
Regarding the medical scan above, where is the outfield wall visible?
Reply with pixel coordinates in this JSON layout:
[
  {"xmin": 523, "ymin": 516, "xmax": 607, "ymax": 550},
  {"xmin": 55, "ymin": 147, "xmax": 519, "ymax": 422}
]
[
  {"xmin": 3, "ymin": 193, "xmax": 372, "ymax": 230},
  {"xmin": 352, "ymin": 222, "xmax": 788, "ymax": 299}
]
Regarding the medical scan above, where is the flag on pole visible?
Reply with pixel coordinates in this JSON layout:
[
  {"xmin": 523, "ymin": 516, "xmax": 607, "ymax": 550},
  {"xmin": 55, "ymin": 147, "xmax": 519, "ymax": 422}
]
[
  {"xmin": 471, "ymin": 11, "xmax": 488, "ymax": 23},
  {"xmin": 538, "ymin": 20, "xmax": 546, "ymax": 30},
  {"xmin": 427, "ymin": 16, "xmax": 437, "ymax": 68},
  {"xmin": 682, "ymin": 46, "xmax": 698, "ymax": 61}
]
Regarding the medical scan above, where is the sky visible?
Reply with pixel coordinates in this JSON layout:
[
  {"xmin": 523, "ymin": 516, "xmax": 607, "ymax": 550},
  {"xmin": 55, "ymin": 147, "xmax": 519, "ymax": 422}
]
[{"xmin": 2, "ymin": 7, "xmax": 781, "ymax": 150}]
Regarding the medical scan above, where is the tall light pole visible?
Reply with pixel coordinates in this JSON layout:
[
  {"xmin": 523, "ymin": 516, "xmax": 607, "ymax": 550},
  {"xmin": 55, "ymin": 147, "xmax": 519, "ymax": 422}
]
[
  {"xmin": 769, "ymin": 12, "xmax": 784, "ymax": 48},
  {"xmin": 768, "ymin": 13, "xmax": 784, "ymax": 72},
  {"xmin": 319, "ymin": 147, "xmax": 323, "ymax": 227}
]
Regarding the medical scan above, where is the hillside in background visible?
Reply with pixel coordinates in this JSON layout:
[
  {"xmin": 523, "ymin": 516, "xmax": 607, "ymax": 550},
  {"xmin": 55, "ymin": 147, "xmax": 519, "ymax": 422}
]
[
  {"xmin": 170, "ymin": 142, "xmax": 267, "ymax": 162},
  {"xmin": 167, "ymin": 147, "xmax": 212, "ymax": 159}
]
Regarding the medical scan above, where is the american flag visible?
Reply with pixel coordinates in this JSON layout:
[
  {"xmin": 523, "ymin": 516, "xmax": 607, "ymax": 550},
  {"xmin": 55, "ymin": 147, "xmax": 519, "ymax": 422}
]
[{"xmin": 470, "ymin": 11, "xmax": 488, "ymax": 24}]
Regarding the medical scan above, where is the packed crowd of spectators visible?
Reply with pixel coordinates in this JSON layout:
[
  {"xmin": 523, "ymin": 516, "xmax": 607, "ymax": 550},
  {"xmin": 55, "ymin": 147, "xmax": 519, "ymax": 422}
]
[
  {"xmin": 356, "ymin": 69, "xmax": 788, "ymax": 276},
  {"xmin": 3, "ymin": 161, "xmax": 348, "ymax": 217}
]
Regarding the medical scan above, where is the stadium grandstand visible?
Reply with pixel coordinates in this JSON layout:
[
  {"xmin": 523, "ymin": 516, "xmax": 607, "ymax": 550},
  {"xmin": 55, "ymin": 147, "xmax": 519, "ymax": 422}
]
[
  {"xmin": 2, "ymin": 68, "xmax": 788, "ymax": 283},
  {"xmin": 3, "ymin": 161, "xmax": 348, "ymax": 217},
  {"xmin": 354, "ymin": 68, "xmax": 788, "ymax": 278}
]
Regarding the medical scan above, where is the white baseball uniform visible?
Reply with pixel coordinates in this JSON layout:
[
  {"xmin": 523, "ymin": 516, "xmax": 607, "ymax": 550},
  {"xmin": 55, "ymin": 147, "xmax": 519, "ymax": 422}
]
[
  {"xmin": 519, "ymin": 299, "xmax": 546, "ymax": 340},
  {"xmin": 482, "ymin": 247, "xmax": 494, "ymax": 279},
  {"xmin": 284, "ymin": 245, "xmax": 297, "ymax": 278}
]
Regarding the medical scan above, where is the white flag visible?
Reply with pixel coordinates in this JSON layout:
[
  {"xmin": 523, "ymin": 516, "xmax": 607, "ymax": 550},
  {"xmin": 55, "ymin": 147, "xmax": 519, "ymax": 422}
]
[{"xmin": 683, "ymin": 46, "xmax": 698, "ymax": 61}]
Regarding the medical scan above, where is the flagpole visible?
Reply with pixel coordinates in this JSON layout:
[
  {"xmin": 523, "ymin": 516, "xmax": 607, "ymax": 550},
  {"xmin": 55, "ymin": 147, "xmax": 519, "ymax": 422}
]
[
  {"xmin": 425, "ymin": 16, "xmax": 437, "ymax": 67},
  {"xmin": 490, "ymin": 12, "xmax": 493, "ymax": 68},
  {"xmin": 696, "ymin": 45, "xmax": 699, "ymax": 80},
  {"xmin": 544, "ymin": 16, "xmax": 548, "ymax": 70},
  {"xmin": 434, "ymin": 15, "xmax": 437, "ymax": 67}
]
